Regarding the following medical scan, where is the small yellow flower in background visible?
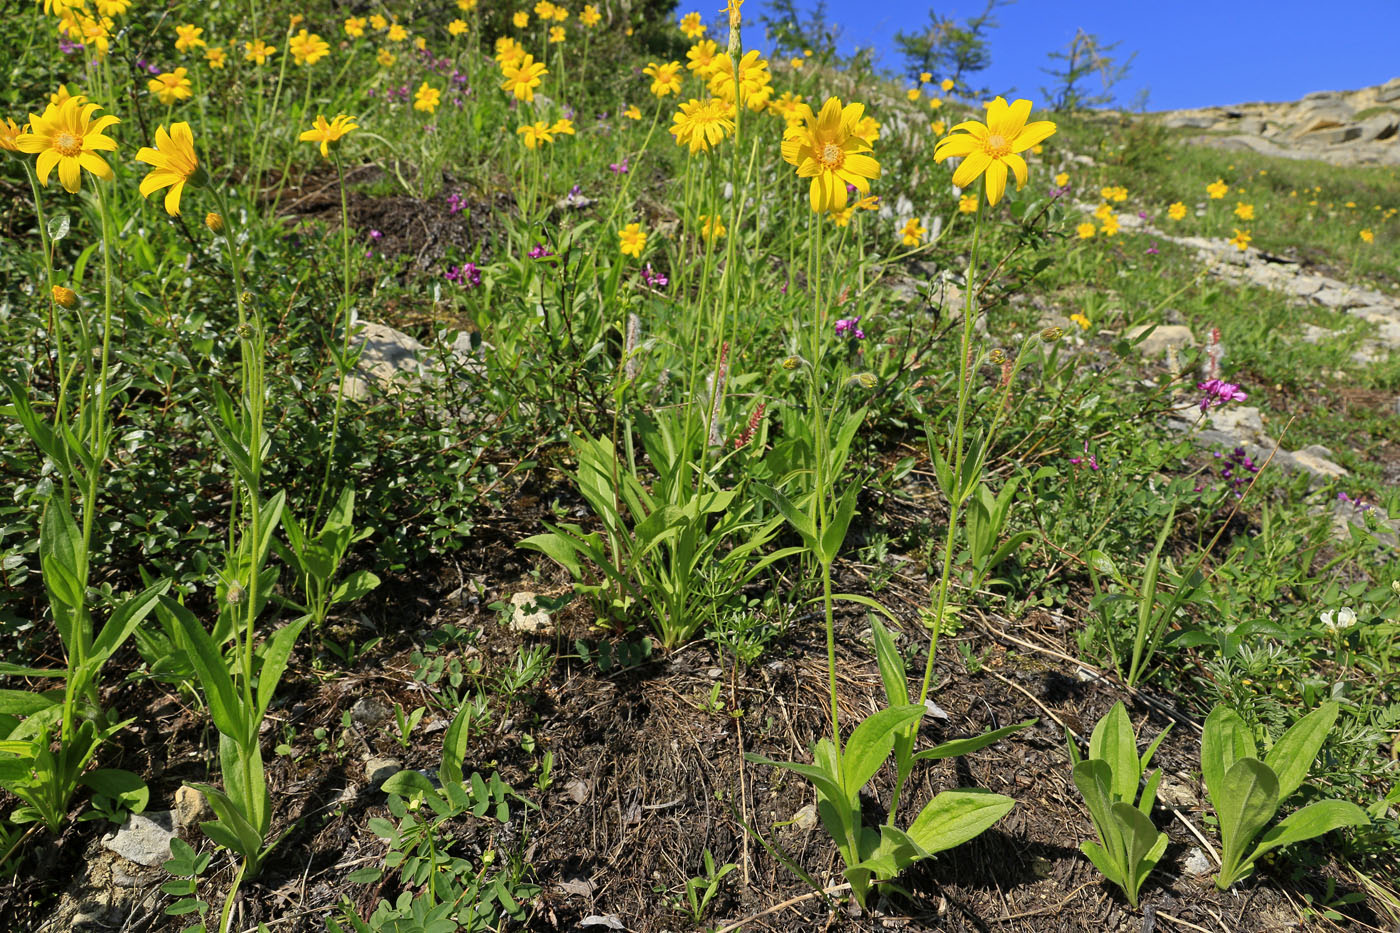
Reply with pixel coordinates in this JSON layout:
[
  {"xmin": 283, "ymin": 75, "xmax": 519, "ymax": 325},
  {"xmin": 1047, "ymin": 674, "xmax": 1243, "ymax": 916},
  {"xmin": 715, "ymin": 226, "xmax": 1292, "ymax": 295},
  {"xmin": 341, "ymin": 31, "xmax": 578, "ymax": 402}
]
[
  {"xmin": 517, "ymin": 120, "xmax": 555, "ymax": 149},
  {"xmin": 941, "ymin": 78, "xmax": 954, "ymax": 92},
  {"xmin": 513, "ymin": 11, "xmax": 529, "ymax": 27},
  {"xmin": 49, "ymin": 85, "xmax": 85, "ymax": 108},
  {"xmin": 804, "ymin": 48, "xmax": 812, "ymax": 56},
  {"xmin": 687, "ymin": 39, "xmax": 719, "ymax": 74},
  {"xmin": 369, "ymin": 13, "xmax": 388, "ymax": 29},
  {"xmin": 1360, "ymin": 228, "xmax": 1375, "ymax": 243},
  {"xmin": 581, "ymin": 4, "xmax": 601, "ymax": 26},
  {"xmin": 928, "ymin": 97, "xmax": 942, "ymax": 110},
  {"xmin": 17, "ymin": 97, "xmax": 120, "ymax": 193},
  {"xmin": 1229, "ymin": 228, "xmax": 1251, "ymax": 251},
  {"xmin": 1345, "ymin": 200, "xmax": 1356, "ymax": 208},
  {"xmin": 205, "ymin": 212, "xmax": 223, "ymax": 233},
  {"xmin": 175, "ymin": 23, "xmax": 205, "ymax": 52},
  {"xmin": 551, "ymin": 5, "xmax": 568, "ymax": 22},
  {"xmin": 780, "ymin": 96, "xmax": 880, "ymax": 214},
  {"xmin": 0, "ymin": 117, "xmax": 25, "ymax": 152},
  {"xmin": 1054, "ymin": 172, "xmax": 1068, "ymax": 187},
  {"xmin": 244, "ymin": 39, "xmax": 275, "ymax": 64},
  {"xmin": 707, "ymin": 50, "xmax": 774, "ymax": 111},
  {"xmin": 551, "ymin": 118, "xmax": 576, "ymax": 136},
  {"xmin": 1234, "ymin": 201, "xmax": 1254, "ymax": 220},
  {"xmin": 933, "ymin": 96, "xmax": 1056, "ymax": 206},
  {"xmin": 645, "ymin": 61, "xmax": 684, "ymax": 97},
  {"xmin": 205, "ymin": 47, "xmax": 226, "ymax": 69},
  {"xmin": 1076, "ymin": 222, "xmax": 1095, "ymax": 239},
  {"xmin": 387, "ymin": 23, "xmax": 408, "ymax": 41},
  {"xmin": 855, "ymin": 194, "xmax": 880, "ymax": 212},
  {"xmin": 135, "ymin": 121, "xmax": 200, "ymax": 215},
  {"xmin": 414, "ymin": 83, "xmax": 441, "ymax": 113},
  {"xmin": 495, "ymin": 36, "xmax": 525, "ymax": 65},
  {"xmin": 1206, "ymin": 178, "xmax": 1228, "ymax": 199},
  {"xmin": 906, "ymin": 87, "xmax": 921, "ymax": 102},
  {"xmin": 930, "ymin": 119, "xmax": 945, "ymax": 135},
  {"xmin": 1093, "ymin": 202, "xmax": 1113, "ymax": 221},
  {"xmin": 900, "ymin": 217, "xmax": 926, "ymax": 246},
  {"xmin": 680, "ymin": 11, "xmax": 706, "ymax": 37},
  {"xmin": 958, "ymin": 194, "xmax": 978, "ymax": 213},
  {"xmin": 94, "ymin": 0, "xmax": 130, "ymax": 16},
  {"xmin": 345, "ymin": 16, "xmax": 366, "ymax": 38},
  {"xmin": 919, "ymin": 71, "xmax": 932, "ymax": 83},
  {"xmin": 149, "ymin": 68, "xmax": 193, "ymax": 106},
  {"xmin": 723, "ymin": 0, "xmax": 743, "ymax": 30},
  {"xmin": 831, "ymin": 206, "xmax": 854, "ymax": 226},
  {"xmin": 1168, "ymin": 201, "xmax": 1187, "ymax": 220},
  {"xmin": 535, "ymin": 0, "xmax": 557, "ymax": 17},
  {"xmin": 377, "ymin": 48, "xmax": 396, "ymax": 67},
  {"xmin": 670, "ymin": 97, "xmax": 735, "ymax": 153},
  {"xmin": 698, "ymin": 213, "xmax": 726, "ymax": 240},
  {"xmin": 1099, "ymin": 212, "xmax": 1119, "ymax": 235},
  {"xmin": 550, "ymin": 26, "xmax": 566, "ymax": 42},
  {"xmin": 501, "ymin": 54, "xmax": 548, "ymax": 101},
  {"xmin": 52, "ymin": 285, "xmax": 78, "ymax": 308},
  {"xmin": 458, "ymin": 0, "xmax": 479, "ymax": 8},
  {"xmin": 626, "ymin": 26, "xmax": 634, "ymax": 35},
  {"xmin": 299, "ymin": 113, "xmax": 358, "ymax": 158},
  {"xmin": 1070, "ymin": 312, "xmax": 1090, "ymax": 330},
  {"xmin": 619, "ymin": 222, "xmax": 647, "ymax": 257},
  {"xmin": 289, "ymin": 30, "xmax": 330, "ymax": 66},
  {"xmin": 790, "ymin": 57, "xmax": 804, "ymax": 69},
  {"xmin": 289, "ymin": 14, "xmax": 304, "ymax": 28},
  {"xmin": 624, "ymin": 104, "xmax": 642, "ymax": 120},
  {"xmin": 448, "ymin": 19, "xmax": 468, "ymax": 36}
]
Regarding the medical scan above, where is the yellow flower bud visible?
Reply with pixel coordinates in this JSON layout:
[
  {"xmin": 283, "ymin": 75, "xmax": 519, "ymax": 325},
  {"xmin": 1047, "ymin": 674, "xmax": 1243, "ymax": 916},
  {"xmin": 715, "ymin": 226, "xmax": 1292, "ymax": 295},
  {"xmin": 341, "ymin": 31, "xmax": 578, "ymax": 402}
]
[
  {"xmin": 52, "ymin": 285, "xmax": 78, "ymax": 308},
  {"xmin": 1040, "ymin": 326, "xmax": 1064, "ymax": 342},
  {"xmin": 205, "ymin": 212, "xmax": 224, "ymax": 233}
]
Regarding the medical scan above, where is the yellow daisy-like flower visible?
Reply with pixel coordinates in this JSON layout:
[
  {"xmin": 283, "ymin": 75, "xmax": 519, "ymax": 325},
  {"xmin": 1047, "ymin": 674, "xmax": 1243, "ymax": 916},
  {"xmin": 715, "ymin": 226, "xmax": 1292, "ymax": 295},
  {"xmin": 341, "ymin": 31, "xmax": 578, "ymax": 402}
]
[
  {"xmin": 205, "ymin": 47, "xmax": 226, "ymax": 69},
  {"xmin": 919, "ymin": 71, "xmax": 932, "ymax": 83},
  {"xmin": 244, "ymin": 39, "xmax": 275, "ymax": 64},
  {"xmin": 933, "ymin": 96, "xmax": 1056, "ymax": 206},
  {"xmin": 458, "ymin": 0, "xmax": 478, "ymax": 8},
  {"xmin": 551, "ymin": 4, "xmax": 569, "ymax": 22},
  {"xmin": 1206, "ymin": 178, "xmax": 1228, "ymax": 199},
  {"xmin": 1360, "ymin": 228, "xmax": 1374, "ymax": 243},
  {"xmin": 1100, "ymin": 214, "xmax": 1120, "ymax": 236},
  {"xmin": 768, "ymin": 91, "xmax": 806, "ymax": 125},
  {"xmin": 680, "ymin": 11, "xmax": 706, "ymax": 37},
  {"xmin": 0, "ymin": 117, "xmax": 25, "ymax": 152},
  {"xmin": 1229, "ymin": 228, "xmax": 1251, "ymax": 251},
  {"xmin": 698, "ymin": 213, "xmax": 726, "ymax": 240},
  {"xmin": 1070, "ymin": 313, "xmax": 1090, "ymax": 330},
  {"xmin": 205, "ymin": 212, "xmax": 223, "ymax": 233},
  {"xmin": 448, "ymin": 19, "xmax": 468, "ymax": 36},
  {"xmin": 790, "ymin": 57, "xmax": 804, "ymax": 69},
  {"xmin": 1093, "ymin": 202, "xmax": 1113, "ymax": 221},
  {"xmin": 517, "ymin": 121, "xmax": 555, "ymax": 149},
  {"xmin": 686, "ymin": 39, "xmax": 719, "ymax": 75},
  {"xmin": 387, "ymin": 23, "xmax": 407, "ymax": 41},
  {"xmin": 928, "ymin": 97, "xmax": 942, "ymax": 110},
  {"xmin": 414, "ymin": 83, "xmax": 441, "ymax": 113},
  {"xmin": 299, "ymin": 113, "xmax": 358, "ymax": 159},
  {"xmin": 1076, "ymin": 222, "xmax": 1095, "ymax": 239},
  {"xmin": 905, "ymin": 87, "xmax": 920, "ymax": 102},
  {"xmin": 16, "ymin": 97, "xmax": 119, "ymax": 193},
  {"xmin": 644, "ymin": 60, "xmax": 683, "ymax": 97},
  {"xmin": 377, "ymin": 48, "xmax": 396, "ymax": 67},
  {"xmin": 624, "ymin": 104, "xmax": 642, "ymax": 120},
  {"xmin": 1168, "ymin": 202, "xmax": 1186, "ymax": 220},
  {"xmin": 535, "ymin": 0, "xmax": 557, "ymax": 18},
  {"xmin": 780, "ymin": 96, "xmax": 880, "ymax": 214},
  {"xmin": 670, "ymin": 97, "xmax": 735, "ymax": 153},
  {"xmin": 708, "ymin": 50, "xmax": 773, "ymax": 111},
  {"xmin": 853, "ymin": 114, "xmax": 879, "ymax": 145},
  {"xmin": 930, "ymin": 119, "xmax": 945, "ymax": 136},
  {"xmin": 941, "ymin": 78, "xmax": 954, "ymax": 91},
  {"xmin": 174, "ymin": 23, "xmax": 205, "ymax": 51},
  {"xmin": 900, "ymin": 217, "xmax": 926, "ymax": 246},
  {"xmin": 49, "ymin": 84, "xmax": 85, "ymax": 108},
  {"xmin": 369, "ymin": 14, "xmax": 388, "ymax": 29},
  {"xmin": 501, "ymin": 54, "xmax": 548, "ymax": 102},
  {"xmin": 958, "ymin": 194, "xmax": 978, "ymax": 214},
  {"xmin": 345, "ymin": 16, "xmax": 366, "ymax": 38},
  {"xmin": 94, "ymin": 0, "xmax": 129, "ymax": 15},
  {"xmin": 619, "ymin": 222, "xmax": 647, "ymax": 257},
  {"xmin": 149, "ymin": 68, "xmax": 193, "ymax": 106},
  {"xmin": 513, "ymin": 11, "xmax": 530, "ymax": 27},
  {"xmin": 289, "ymin": 30, "xmax": 330, "ymax": 66},
  {"xmin": 580, "ymin": 5, "xmax": 601, "ymax": 26},
  {"xmin": 77, "ymin": 16, "xmax": 115, "ymax": 57},
  {"xmin": 1054, "ymin": 172, "xmax": 1068, "ymax": 187},
  {"xmin": 135, "ymin": 122, "xmax": 200, "ymax": 216},
  {"xmin": 52, "ymin": 285, "xmax": 78, "ymax": 308},
  {"xmin": 549, "ymin": 25, "xmax": 566, "ymax": 42},
  {"xmin": 1234, "ymin": 201, "xmax": 1254, "ymax": 220},
  {"xmin": 551, "ymin": 118, "xmax": 576, "ymax": 136},
  {"xmin": 831, "ymin": 206, "xmax": 854, "ymax": 227},
  {"xmin": 495, "ymin": 36, "xmax": 526, "ymax": 66}
]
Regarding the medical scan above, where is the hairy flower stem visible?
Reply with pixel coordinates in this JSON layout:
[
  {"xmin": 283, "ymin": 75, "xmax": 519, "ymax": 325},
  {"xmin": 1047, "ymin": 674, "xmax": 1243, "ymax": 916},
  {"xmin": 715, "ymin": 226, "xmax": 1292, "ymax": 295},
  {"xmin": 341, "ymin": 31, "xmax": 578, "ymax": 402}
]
[{"xmin": 313, "ymin": 152, "xmax": 355, "ymax": 526}]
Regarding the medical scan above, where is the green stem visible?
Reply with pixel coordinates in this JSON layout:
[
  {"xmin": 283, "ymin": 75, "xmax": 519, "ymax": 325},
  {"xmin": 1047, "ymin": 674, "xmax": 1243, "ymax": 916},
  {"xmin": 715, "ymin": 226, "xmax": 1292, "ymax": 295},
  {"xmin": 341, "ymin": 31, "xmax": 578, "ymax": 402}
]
[{"xmin": 313, "ymin": 151, "xmax": 355, "ymax": 525}]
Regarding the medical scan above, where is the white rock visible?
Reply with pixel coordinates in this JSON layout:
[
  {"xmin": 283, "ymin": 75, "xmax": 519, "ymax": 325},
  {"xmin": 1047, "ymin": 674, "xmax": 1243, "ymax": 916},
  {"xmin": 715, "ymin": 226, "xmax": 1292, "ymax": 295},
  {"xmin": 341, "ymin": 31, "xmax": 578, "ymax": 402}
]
[
  {"xmin": 100, "ymin": 811, "xmax": 176, "ymax": 867},
  {"xmin": 1125, "ymin": 323, "xmax": 1195, "ymax": 357}
]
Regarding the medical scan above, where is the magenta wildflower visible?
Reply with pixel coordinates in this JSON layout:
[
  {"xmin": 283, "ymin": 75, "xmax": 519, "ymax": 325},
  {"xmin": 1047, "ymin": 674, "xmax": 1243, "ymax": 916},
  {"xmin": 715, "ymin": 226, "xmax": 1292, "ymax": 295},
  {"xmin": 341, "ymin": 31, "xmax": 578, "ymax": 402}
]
[
  {"xmin": 609, "ymin": 156, "xmax": 629, "ymax": 174},
  {"xmin": 642, "ymin": 264, "xmax": 668, "ymax": 288},
  {"xmin": 369, "ymin": 229, "xmax": 383, "ymax": 240},
  {"xmin": 1146, "ymin": 241, "xmax": 1159, "ymax": 255},
  {"xmin": 1197, "ymin": 379, "xmax": 1247, "ymax": 413},
  {"xmin": 1068, "ymin": 440, "xmax": 1100, "ymax": 471},
  {"xmin": 528, "ymin": 244, "xmax": 554, "ymax": 259},
  {"xmin": 834, "ymin": 316, "xmax": 865, "ymax": 339},
  {"xmin": 446, "ymin": 262, "xmax": 481, "ymax": 287},
  {"xmin": 446, "ymin": 192, "xmax": 466, "ymax": 214}
]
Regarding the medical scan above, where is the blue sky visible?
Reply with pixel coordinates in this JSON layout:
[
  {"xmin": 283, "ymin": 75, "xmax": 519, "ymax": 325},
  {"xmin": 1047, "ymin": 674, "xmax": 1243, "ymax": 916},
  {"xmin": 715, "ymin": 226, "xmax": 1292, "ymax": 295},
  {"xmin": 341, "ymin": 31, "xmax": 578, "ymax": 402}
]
[{"xmin": 731, "ymin": 1, "xmax": 1400, "ymax": 111}]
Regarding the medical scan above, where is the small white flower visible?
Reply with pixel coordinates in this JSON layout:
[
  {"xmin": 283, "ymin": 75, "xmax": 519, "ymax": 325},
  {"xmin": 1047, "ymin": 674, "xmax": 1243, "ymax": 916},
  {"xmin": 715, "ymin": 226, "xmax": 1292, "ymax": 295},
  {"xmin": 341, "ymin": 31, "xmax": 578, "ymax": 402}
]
[{"xmin": 1319, "ymin": 607, "xmax": 1356, "ymax": 632}]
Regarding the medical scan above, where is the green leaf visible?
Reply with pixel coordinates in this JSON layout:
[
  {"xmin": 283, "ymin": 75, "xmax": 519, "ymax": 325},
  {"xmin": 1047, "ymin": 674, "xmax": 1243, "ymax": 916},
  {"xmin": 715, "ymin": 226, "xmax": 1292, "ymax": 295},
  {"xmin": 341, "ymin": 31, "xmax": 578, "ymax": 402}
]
[
  {"xmin": 440, "ymin": 700, "xmax": 473, "ymax": 787},
  {"xmin": 89, "ymin": 578, "xmax": 170, "ymax": 668},
  {"xmin": 330, "ymin": 569, "xmax": 380, "ymax": 605},
  {"xmin": 745, "ymin": 752, "xmax": 848, "ymax": 814},
  {"xmin": 40, "ymin": 498, "xmax": 87, "ymax": 649},
  {"xmin": 1215, "ymin": 758, "xmax": 1279, "ymax": 887},
  {"xmin": 1072, "ymin": 759, "xmax": 1121, "ymax": 870},
  {"xmin": 841, "ymin": 705, "xmax": 924, "ymax": 799},
  {"xmin": 164, "ymin": 598, "xmax": 244, "ymax": 741},
  {"xmin": 381, "ymin": 770, "xmax": 435, "ymax": 800},
  {"xmin": 819, "ymin": 481, "xmax": 862, "ymax": 565},
  {"xmin": 1088, "ymin": 702, "xmax": 1141, "ymax": 804},
  {"xmin": 914, "ymin": 719, "xmax": 1034, "ymax": 762},
  {"xmin": 1109, "ymin": 801, "xmax": 1165, "ymax": 907},
  {"xmin": 79, "ymin": 769, "xmax": 149, "ymax": 813},
  {"xmin": 1201, "ymin": 705, "xmax": 1255, "ymax": 813},
  {"xmin": 905, "ymin": 789, "xmax": 1015, "ymax": 855},
  {"xmin": 753, "ymin": 483, "xmax": 816, "ymax": 551},
  {"xmin": 255, "ymin": 616, "xmax": 309, "ymax": 720},
  {"xmin": 1245, "ymin": 799, "xmax": 1368, "ymax": 866},
  {"xmin": 48, "ymin": 213, "xmax": 71, "ymax": 242},
  {"xmin": 518, "ymin": 533, "xmax": 586, "ymax": 579},
  {"xmin": 1264, "ymin": 702, "xmax": 1337, "ymax": 802},
  {"xmin": 0, "ymin": 690, "xmax": 58, "ymax": 716}
]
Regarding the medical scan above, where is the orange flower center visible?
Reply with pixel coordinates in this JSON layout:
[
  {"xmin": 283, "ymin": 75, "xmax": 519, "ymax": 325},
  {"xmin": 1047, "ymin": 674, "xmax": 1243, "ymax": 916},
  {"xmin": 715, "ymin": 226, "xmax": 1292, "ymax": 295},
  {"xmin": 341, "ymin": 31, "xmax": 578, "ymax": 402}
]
[
  {"xmin": 54, "ymin": 132, "xmax": 82, "ymax": 157},
  {"xmin": 983, "ymin": 133, "xmax": 1010, "ymax": 158},
  {"xmin": 817, "ymin": 141, "xmax": 844, "ymax": 171}
]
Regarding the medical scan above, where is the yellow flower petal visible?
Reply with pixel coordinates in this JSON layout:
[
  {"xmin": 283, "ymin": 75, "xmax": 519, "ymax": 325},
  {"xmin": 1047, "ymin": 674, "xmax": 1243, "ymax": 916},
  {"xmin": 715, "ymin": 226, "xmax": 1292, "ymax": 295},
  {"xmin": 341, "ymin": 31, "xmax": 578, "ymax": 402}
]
[
  {"xmin": 1010, "ymin": 120, "xmax": 1056, "ymax": 153},
  {"xmin": 950, "ymin": 150, "xmax": 991, "ymax": 189},
  {"xmin": 984, "ymin": 158, "xmax": 1008, "ymax": 205},
  {"xmin": 1003, "ymin": 153, "xmax": 1028, "ymax": 189}
]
